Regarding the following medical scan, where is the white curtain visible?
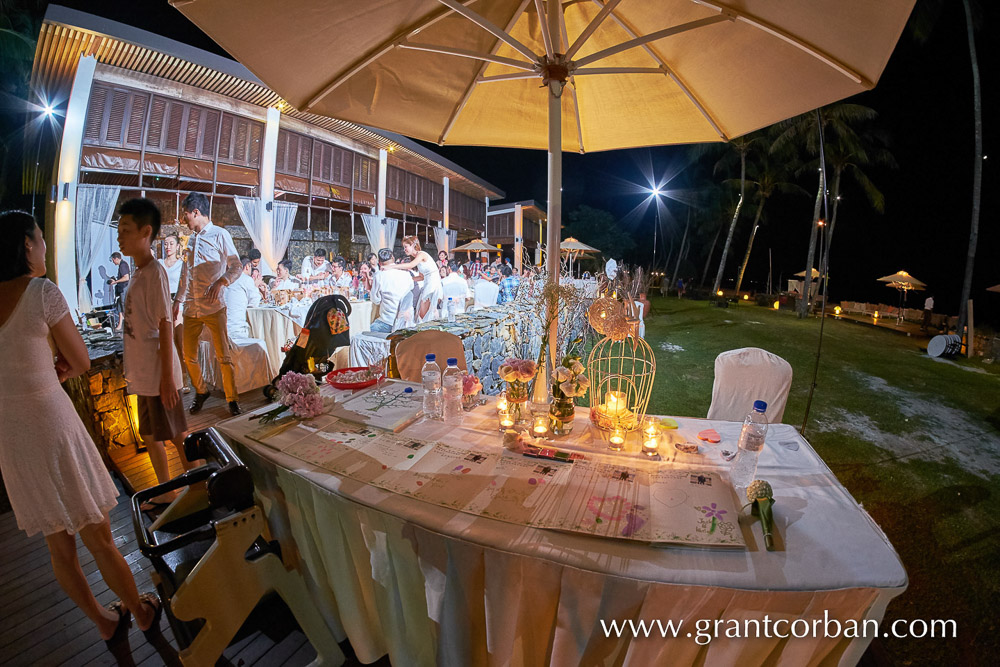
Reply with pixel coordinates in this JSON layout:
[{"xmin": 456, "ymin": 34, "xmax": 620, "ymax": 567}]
[
  {"xmin": 75, "ymin": 184, "xmax": 121, "ymax": 311},
  {"xmin": 235, "ymin": 196, "xmax": 295, "ymax": 274},
  {"xmin": 361, "ymin": 214, "xmax": 399, "ymax": 252},
  {"xmin": 432, "ymin": 226, "xmax": 456, "ymax": 256}
]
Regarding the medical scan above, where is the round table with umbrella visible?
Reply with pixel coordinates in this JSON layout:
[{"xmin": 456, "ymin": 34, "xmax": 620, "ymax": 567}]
[
  {"xmin": 878, "ymin": 270, "xmax": 926, "ymax": 324},
  {"xmin": 560, "ymin": 236, "xmax": 599, "ymax": 277}
]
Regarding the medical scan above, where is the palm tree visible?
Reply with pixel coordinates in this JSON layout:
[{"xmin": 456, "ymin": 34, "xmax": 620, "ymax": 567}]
[
  {"xmin": 732, "ymin": 149, "xmax": 804, "ymax": 296},
  {"xmin": 773, "ymin": 104, "xmax": 881, "ymax": 318},
  {"xmin": 710, "ymin": 133, "xmax": 761, "ymax": 295},
  {"xmin": 909, "ymin": 0, "xmax": 982, "ymax": 337}
]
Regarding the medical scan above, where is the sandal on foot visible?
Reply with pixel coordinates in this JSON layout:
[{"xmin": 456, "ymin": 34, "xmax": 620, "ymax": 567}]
[
  {"xmin": 137, "ymin": 592, "xmax": 164, "ymax": 640},
  {"xmin": 104, "ymin": 601, "xmax": 134, "ymax": 666}
]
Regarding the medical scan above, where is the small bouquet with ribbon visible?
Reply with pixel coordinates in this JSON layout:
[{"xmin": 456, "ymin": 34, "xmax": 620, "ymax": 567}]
[
  {"xmin": 257, "ymin": 372, "xmax": 325, "ymax": 423},
  {"xmin": 746, "ymin": 480, "xmax": 776, "ymax": 551}
]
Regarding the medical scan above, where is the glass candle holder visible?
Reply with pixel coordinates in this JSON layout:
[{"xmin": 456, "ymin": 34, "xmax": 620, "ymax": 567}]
[
  {"xmin": 641, "ymin": 434, "xmax": 660, "ymax": 457},
  {"xmin": 532, "ymin": 414, "xmax": 549, "ymax": 436},
  {"xmin": 496, "ymin": 392, "xmax": 509, "ymax": 414},
  {"xmin": 498, "ymin": 409, "xmax": 514, "ymax": 432},
  {"xmin": 609, "ymin": 427, "xmax": 626, "ymax": 451}
]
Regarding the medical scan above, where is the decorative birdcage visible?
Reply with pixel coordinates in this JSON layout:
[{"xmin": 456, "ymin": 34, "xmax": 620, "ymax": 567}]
[{"xmin": 587, "ymin": 334, "xmax": 656, "ymax": 432}]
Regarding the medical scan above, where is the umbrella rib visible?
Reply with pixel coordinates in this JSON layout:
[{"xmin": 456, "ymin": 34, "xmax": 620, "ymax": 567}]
[
  {"xmin": 303, "ymin": 0, "xmax": 482, "ymax": 110},
  {"xmin": 479, "ymin": 72, "xmax": 539, "ymax": 83},
  {"xmin": 574, "ymin": 15, "xmax": 729, "ymax": 68},
  {"xmin": 400, "ymin": 42, "xmax": 536, "ymax": 71},
  {"xmin": 573, "ymin": 67, "xmax": 664, "ymax": 75},
  {"xmin": 693, "ymin": 0, "xmax": 869, "ymax": 86},
  {"xmin": 565, "ymin": 0, "xmax": 623, "ymax": 60},
  {"xmin": 434, "ymin": 0, "xmax": 538, "ymax": 63},
  {"xmin": 438, "ymin": 0, "xmax": 534, "ymax": 145},
  {"xmin": 590, "ymin": 0, "xmax": 729, "ymax": 141},
  {"xmin": 533, "ymin": 0, "xmax": 555, "ymax": 60},
  {"xmin": 556, "ymin": 7, "xmax": 585, "ymax": 153}
]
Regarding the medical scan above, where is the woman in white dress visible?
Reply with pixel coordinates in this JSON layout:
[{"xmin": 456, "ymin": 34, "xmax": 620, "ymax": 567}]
[
  {"xmin": 0, "ymin": 211, "xmax": 160, "ymax": 661},
  {"xmin": 386, "ymin": 235, "xmax": 443, "ymax": 323}
]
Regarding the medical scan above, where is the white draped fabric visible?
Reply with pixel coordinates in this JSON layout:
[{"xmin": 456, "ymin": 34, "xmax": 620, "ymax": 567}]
[
  {"xmin": 361, "ymin": 214, "xmax": 399, "ymax": 252},
  {"xmin": 432, "ymin": 226, "xmax": 457, "ymax": 257},
  {"xmin": 234, "ymin": 196, "xmax": 296, "ymax": 273},
  {"xmin": 75, "ymin": 184, "xmax": 121, "ymax": 311}
]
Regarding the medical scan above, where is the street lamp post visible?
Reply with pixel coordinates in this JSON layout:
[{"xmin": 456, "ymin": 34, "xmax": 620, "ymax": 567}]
[{"xmin": 651, "ymin": 187, "xmax": 662, "ymax": 271}]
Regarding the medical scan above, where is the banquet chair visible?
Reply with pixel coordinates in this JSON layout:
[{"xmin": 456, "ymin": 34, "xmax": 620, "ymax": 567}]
[
  {"xmin": 197, "ymin": 332, "xmax": 271, "ymax": 393},
  {"xmin": 131, "ymin": 428, "xmax": 342, "ymax": 666},
  {"xmin": 473, "ymin": 281, "xmax": 499, "ymax": 310},
  {"xmin": 707, "ymin": 347, "xmax": 793, "ymax": 423},
  {"xmin": 394, "ymin": 330, "xmax": 467, "ymax": 381}
]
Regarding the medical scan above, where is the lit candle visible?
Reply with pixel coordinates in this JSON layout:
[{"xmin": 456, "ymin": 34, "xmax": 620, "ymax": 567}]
[
  {"xmin": 532, "ymin": 415, "xmax": 549, "ymax": 436},
  {"xmin": 606, "ymin": 391, "xmax": 628, "ymax": 416},
  {"xmin": 642, "ymin": 434, "xmax": 660, "ymax": 457},
  {"xmin": 498, "ymin": 409, "xmax": 514, "ymax": 431},
  {"xmin": 496, "ymin": 393, "xmax": 509, "ymax": 413},
  {"xmin": 609, "ymin": 427, "xmax": 626, "ymax": 451}
]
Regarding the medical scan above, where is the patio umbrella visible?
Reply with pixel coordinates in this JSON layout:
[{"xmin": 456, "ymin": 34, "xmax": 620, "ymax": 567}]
[
  {"xmin": 173, "ymin": 0, "xmax": 915, "ymax": 362},
  {"xmin": 794, "ymin": 268, "xmax": 821, "ymax": 279},
  {"xmin": 878, "ymin": 270, "xmax": 925, "ymax": 323},
  {"xmin": 452, "ymin": 238, "xmax": 502, "ymax": 258},
  {"xmin": 985, "ymin": 284, "xmax": 1000, "ymax": 294},
  {"xmin": 561, "ymin": 237, "xmax": 599, "ymax": 276}
]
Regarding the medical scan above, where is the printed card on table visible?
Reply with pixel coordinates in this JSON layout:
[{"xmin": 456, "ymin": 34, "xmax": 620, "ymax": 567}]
[{"xmin": 378, "ymin": 442, "xmax": 500, "ymax": 510}]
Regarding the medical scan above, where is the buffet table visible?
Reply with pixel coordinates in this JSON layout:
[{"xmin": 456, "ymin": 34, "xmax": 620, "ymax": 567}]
[
  {"xmin": 216, "ymin": 393, "xmax": 906, "ymax": 667},
  {"xmin": 247, "ymin": 301, "xmax": 374, "ymax": 376}
]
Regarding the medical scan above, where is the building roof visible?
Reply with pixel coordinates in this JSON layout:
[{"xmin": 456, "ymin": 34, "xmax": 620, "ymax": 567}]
[
  {"xmin": 487, "ymin": 200, "xmax": 547, "ymax": 221},
  {"xmin": 32, "ymin": 5, "xmax": 504, "ymax": 200}
]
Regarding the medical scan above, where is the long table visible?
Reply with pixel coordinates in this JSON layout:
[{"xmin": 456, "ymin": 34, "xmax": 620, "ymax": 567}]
[{"xmin": 216, "ymin": 396, "xmax": 906, "ymax": 666}]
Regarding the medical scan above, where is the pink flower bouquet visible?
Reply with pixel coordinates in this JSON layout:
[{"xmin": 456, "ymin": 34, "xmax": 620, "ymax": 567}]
[
  {"xmin": 462, "ymin": 373, "xmax": 483, "ymax": 397},
  {"xmin": 258, "ymin": 371, "xmax": 325, "ymax": 422}
]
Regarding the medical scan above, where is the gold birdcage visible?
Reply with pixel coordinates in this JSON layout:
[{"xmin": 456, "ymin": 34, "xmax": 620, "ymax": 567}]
[{"xmin": 587, "ymin": 334, "xmax": 656, "ymax": 432}]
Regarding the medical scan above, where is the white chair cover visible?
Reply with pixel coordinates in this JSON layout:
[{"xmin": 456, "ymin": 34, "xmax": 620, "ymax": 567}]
[
  {"xmin": 707, "ymin": 347, "xmax": 793, "ymax": 423},
  {"xmin": 198, "ymin": 336, "xmax": 271, "ymax": 393},
  {"xmin": 473, "ymin": 281, "xmax": 499, "ymax": 310}
]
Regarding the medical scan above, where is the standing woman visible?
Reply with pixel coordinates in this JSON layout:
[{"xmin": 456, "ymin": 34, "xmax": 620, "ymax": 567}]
[
  {"xmin": 385, "ymin": 235, "xmax": 442, "ymax": 322},
  {"xmin": 0, "ymin": 211, "xmax": 160, "ymax": 663},
  {"xmin": 159, "ymin": 232, "xmax": 188, "ymax": 392}
]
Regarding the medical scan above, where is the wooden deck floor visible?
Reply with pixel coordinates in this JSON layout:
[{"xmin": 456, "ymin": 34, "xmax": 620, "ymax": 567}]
[{"xmin": 0, "ymin": 389, "xmax": 385, "ymax": 666}]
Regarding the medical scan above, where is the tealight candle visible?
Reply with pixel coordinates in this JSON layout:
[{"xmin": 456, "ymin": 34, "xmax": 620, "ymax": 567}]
[
  {"xmin": 532, "ymin": 415, "xmax": 549, "ymax": 436},
  {"xmin": 498, "ymin": 409, "xmax": 514, "ymax": 431},
  {"xmin": 609, "ymin": 427, "xmax": 626, "ymax": 451},
  {"xmin": 605, "ymin": 391, "xmax": 628, "ymax": 416},
  {"xmin": 641, "ymin": 434, "xmax": 660, "ymax": 457},
  {"xmin": 496, "ymin": 393, "xmax": 509, "ymax": 413}
]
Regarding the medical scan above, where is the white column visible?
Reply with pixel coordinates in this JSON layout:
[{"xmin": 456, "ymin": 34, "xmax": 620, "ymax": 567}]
[
  {"xmin": 442, "ymin": 176, "xmax": 449, "ymax": 229},
  {"xmin": 484, "ymin": 195, "xmax": 490, "ymax": 240},
  {"xmin": 377, "ymin": 148, "xmax": 387, "ymax": 219},
  {"xmin": 53, "ymin": 55, "xmax": 97, "ymax": 311},
  {"xmin": 514, "ymin": 203, "xmax": 524, "ymax": 272},
  {"xmin": 258, "ymin": 106, "xmax": 280, "ymax": 275}
]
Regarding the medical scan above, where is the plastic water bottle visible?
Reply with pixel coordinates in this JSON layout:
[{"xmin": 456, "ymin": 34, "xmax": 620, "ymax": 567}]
[
  {"xmin": 421, "ymin": 354, "xmax": 442, "ymax": 420},
  {"xmin": 729, "ymin": 400, "xmax": 769, "ymax": 493},
  {"xmin": 442, "ymin": 357, "xmax": 463, "ymax": 425},
  {"xmin": 447, "ymin": 297, "xmax": 456, "ymax": 322}
]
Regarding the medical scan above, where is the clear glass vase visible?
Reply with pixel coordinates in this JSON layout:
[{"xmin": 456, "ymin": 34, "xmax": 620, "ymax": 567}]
[
  {"xmin": 506, "ymin": 380, "xmax": 531, "ymax": 427},
  {"xmin": 548, "ymin": 387, "xmax": 575, "ymax": 435}
]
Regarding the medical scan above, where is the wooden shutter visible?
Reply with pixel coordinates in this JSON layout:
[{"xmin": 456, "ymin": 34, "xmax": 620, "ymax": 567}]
[
  {"xmin": 184, "ymin": 106, "xmax": 201, "ymax": 154},
  {"xmin": 125, "ymin": 93, "xmax": 147, "ymax": 148},
  {"xmin": 218, "ymin": 114, "xmax": 233, "ymax": 160},
  {"xmin": 201, "ymin": 110, "xmax": 219, "ymax": 159},
  {"xmin": 83, "ymin": 85, "xmax": 108, "ymax": 144},
  {"xmin": 249, "ymin": 122, "xmax": 262, "ymax": 166},
  {"xmin": 146, "ymin": 96, "xmax": 167, "ymax": 151},
  {"xmin": 164, "ymin": 101, "xmax": 185, "ymax": 152},
  {"xmin": 104, "ymin": 88, "xmax": 130, "ymax": 145}
]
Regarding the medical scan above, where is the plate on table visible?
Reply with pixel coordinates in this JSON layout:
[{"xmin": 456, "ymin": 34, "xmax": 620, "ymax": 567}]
[{"xmin": 325, "ymin": 367, "xmax": 378, "ymax": 390}]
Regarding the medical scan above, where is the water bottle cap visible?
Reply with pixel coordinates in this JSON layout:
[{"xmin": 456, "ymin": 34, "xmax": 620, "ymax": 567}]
[
  {"xmin": 448, "ymin": 297, "xmax": 453, "ymax": 301},
  {"xmin": 425, "ymin": 353, "xmax": 436, "ymax": 361},
  {"xmin": 447, "ymin": 357, "xmax": 458, "ymax": 365},
  {"xmin": 404, "ymin": 387, "xmax": 413, "ymax": 393},
  {"xmin": 753, "ymin": 400, "xmax": 768, "ymax": 412}
]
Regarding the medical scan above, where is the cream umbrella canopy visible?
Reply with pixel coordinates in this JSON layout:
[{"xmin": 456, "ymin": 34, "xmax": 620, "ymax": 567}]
[
  {"xmin": 561, "ymin": 237, "xmax": 599, "ymax": 276},
  {"xmin": 879, "ymin": 270, "xmax": 926, "ymax": 323}
]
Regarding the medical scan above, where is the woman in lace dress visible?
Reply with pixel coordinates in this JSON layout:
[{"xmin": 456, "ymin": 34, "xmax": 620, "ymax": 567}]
[
  {"xmin": 385, "ymin": 235, "xmax": 443, "ymax": 323},
  {"xmin": 0, "ymin": 211, "xmax": 159, "ymax": 661}
]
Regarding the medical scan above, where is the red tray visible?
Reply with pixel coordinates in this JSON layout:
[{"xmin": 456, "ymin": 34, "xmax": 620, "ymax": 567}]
[{"xmin": 325, "ymin": 366, "xmax": 378, "ymax": 390}]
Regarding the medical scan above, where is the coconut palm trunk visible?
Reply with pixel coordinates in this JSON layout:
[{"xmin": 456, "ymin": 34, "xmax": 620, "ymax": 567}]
[
  {"xmin": 818, "ymin": 168, "xmax": 843, "ymax": 297},
  {"xmin": 957, "ymin": 0, "xmax": 982, "ymax": 336},
  {"xmin": 669, "ymin": 210, "xmax": 690, "ymax": 296},
  {"xmin": 700, "ymin": 221, "xmax": 723, "ymax": 287},
  {"xmin": 712, "ymin": 153, "xmax": 746, "ymax": 295},
  {"xmin": 798, "ymin": 166, "xmax": 825, "ymax": 318},
  {"xmin": 734, "ymin": 197, "xmax": 766, "ymax": 295}
]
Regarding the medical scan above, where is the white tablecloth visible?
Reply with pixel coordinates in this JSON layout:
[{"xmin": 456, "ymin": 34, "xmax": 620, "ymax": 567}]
[
  {"xmin": 247, "ymin": 301, "xmax": 375, "ymax": 377},
  {"xmin": 217, "ymin": 398, "xmax": 907, "ymax": 667}
]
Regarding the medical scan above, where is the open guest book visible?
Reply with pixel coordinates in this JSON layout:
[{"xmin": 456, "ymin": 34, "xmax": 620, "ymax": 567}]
[
  {"xmin": 326, "ymin": 380, "xmax": 424, "ymax": 433},
  {"xmin": 242, "ymin": 410, "xmax": 745, "ymax": 548}
]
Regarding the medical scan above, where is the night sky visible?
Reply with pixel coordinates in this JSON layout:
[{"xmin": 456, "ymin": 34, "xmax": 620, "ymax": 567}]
[{"xmin": 26, "ymin": 1, "xmax": 1000, "ymax": 323}]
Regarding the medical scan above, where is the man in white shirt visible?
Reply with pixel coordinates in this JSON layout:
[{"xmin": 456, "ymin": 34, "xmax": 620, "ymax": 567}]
[
  {"xmin": 299, "ymin": 248, "xmax": 332, "ymax": 285},
  {"xmin": 270, "ymin": 259, "xmax": 299, "ymax": 291},
  {"xmin": 174, "ymin": 192, "xmax": 244, "ymax": 415},
  {"xmin": 921, "ymin": 294, "xmax": 935, "ymax": 332},
  {"xmin": 224, "ymin": 257, "xmax": 262, "ymax": 340},
  {"xmin": 441, "ymin": 262, "xmax": 471, "ymax": 315},
  {"xmin": 330, "ymin": 256, "xmax": 353, "ymax": 289},
  {"xmin": 370, "ymin": 248, "xmax": 416, "ymax": 332}
]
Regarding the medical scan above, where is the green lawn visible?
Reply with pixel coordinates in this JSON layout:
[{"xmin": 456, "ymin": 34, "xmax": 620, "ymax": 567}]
[{"xmin": 641, "ymin": 297, "xmax": 1000, "ymax": 665}]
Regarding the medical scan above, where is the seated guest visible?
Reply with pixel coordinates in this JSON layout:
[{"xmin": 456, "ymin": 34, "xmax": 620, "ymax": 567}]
[
  {"xmin": 298, "ymin": 248, "xmax": 331, "ymax": 285},
  {"xmin": 270, "ymin": 259, "xmax": 299, "ymax": 291},
  {"xmin": 330, "ymin": 256, "xmax": 353, "ymax": 289},
  {"xmin": 437, "ymin": 249, "xmax": 449, "ymax": 268},
  {"xmin": 250, "ymin": 266, "xmax": 268, "ymax": 300},
  {"xmin": 358, "ymin": 262, "xmax": 374, "ymax": 294},
  {"xmin": 441, "ymin": 262, "xmax": 472, "ymax": 314},
  {"xmin": 465, "ymin": 256, "xmax": 482, "ymax": 280},
  {"xmin": 498, "ymin": 265, "xmax": 520, "ymax": 304},
  {"xmin": 370, "ymin": 248, "xmax": 416, "ymax": 333},
  {"xmin": 224, "ymin": 257, "xmax": 261, "ymax": 340},
  {"xmin": 367, "ymin": 252, "xmax": 379, "ymax": 273}
]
